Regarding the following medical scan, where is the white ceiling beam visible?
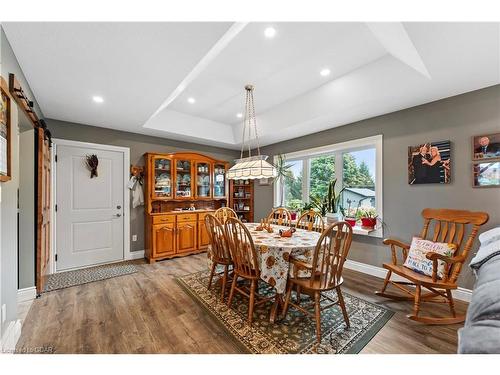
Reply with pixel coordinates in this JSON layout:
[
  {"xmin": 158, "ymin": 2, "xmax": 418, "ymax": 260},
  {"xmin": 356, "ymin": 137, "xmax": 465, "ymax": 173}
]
[
  {"xmin": 366, "ymin": 22, "xmax": 431, "ymax": 79},
  {"xmin": 144, "ymin": 22, "xmax": 248, "ymax": 125}
]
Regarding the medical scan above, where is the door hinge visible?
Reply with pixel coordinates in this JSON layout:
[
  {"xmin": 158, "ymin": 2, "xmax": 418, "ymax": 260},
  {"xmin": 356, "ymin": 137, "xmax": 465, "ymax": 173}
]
[
  {"xmin": 55, "ymin": 154, "xmax": 57, "ymax": 162},
  {"xmin": 55, "ymin": 254, "xmax": 58, "ymax": 262},
  {"xmin": 55, "ymin": 204, "xmax": 58, "ymax": 212}
]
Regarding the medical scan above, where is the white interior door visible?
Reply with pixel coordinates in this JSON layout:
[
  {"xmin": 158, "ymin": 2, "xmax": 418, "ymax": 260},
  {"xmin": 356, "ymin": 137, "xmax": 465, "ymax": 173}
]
[{"xmin": 55, "ymin": 143, "xmax": 124, "ymax": 271}]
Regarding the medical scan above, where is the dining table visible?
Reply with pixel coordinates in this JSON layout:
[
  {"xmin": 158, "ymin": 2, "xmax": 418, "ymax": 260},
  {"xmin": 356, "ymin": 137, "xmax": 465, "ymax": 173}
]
[{"xmin": 244, "ymin": 222, "xmax": 322, "ymax": 323}]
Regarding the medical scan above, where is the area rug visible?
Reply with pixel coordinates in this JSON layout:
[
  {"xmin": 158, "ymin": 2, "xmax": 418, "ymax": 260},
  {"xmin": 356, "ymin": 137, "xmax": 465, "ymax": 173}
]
[
  {"xmin": 43, "ymin": 261, "xmax": 138, "ymax": 293},
  {"xmin": 177, "ymin": 270, "xmax": 394, "ymax": 354}
]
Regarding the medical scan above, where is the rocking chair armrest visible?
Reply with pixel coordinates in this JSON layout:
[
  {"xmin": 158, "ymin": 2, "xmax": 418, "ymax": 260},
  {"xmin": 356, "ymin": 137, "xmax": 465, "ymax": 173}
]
[
  {"xmin": 425, "ymin": 252, "xmax": 465, "ymax": 264},
  {"xmin": 383, "ymin": 238, "xmax": 410, "ymax": 265},
  {"xmin": 383, "ymin": 238, "xmax": 410, "ymax": 250}
]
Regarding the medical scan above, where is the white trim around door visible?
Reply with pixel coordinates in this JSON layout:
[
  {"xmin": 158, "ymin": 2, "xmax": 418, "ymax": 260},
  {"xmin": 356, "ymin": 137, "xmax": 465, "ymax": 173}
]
[{"xmin": 51, "ymin": 139, "xmax": 131, "ymax": 272}]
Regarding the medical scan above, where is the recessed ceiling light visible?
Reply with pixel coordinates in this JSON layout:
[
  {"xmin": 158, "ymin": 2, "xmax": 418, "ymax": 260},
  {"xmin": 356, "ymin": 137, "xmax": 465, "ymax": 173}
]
[
  {"xmin": 187, "ymin": 97, "xmax": 196, "ymax": 104},
  {"xmin": 92, "ymin": 96, "xmax": 104, "ymax": 103},
  {"xmin": 264, "ymin": 27, "xmax": 276, "ymax": 39},
  {"xmin": 236, "ymin": 113, "xmax": 243, "ymax": 118},
  {"xmin": 320, "ymin": 68, "xmax": 331, "ymax": 77}
]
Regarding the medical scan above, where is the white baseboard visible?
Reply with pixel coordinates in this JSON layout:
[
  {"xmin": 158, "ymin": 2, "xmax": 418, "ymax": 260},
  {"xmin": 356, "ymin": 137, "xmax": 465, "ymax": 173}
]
[
  {"xmin": 1, "ymin": 319, "xmax": 22, "ymax": 353},
  {"xmin": 126, "ymin": 250, "xmax": 145, "ymax": 260},
  {"xmin": 17, "ymin": 287, "xmax": 36, "ymax": 304},
  {"xmin": 344, "ymin": 259, "xmax": 472, "ymax": 303}
]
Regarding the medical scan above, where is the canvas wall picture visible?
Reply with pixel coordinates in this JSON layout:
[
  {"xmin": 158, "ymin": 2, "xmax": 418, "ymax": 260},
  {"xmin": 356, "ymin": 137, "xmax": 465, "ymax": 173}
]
[
  {"xmin": 473, "ymin": 133, "xmax": 500, "ymax": 160},
  {"xmin": 408, "ymin": 140, "xmax": 451, "ymax": 184},
  {"xmin": 473, "ymin": 161, "xmax": 500, "ymax": 188}
]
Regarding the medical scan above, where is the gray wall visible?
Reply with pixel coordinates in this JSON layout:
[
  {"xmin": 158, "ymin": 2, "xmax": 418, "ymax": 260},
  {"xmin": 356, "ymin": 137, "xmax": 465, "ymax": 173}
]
[
  {"xmin": 46, "ymin": 119, "xmax": 240, "ymax": 253},
  {"xmin": 19, "ymin": 129, "xmax": 35, "ymax": 289},
  {"xmin": 254, "ymin": 85, "xmax": 500, "ymax": 290}
]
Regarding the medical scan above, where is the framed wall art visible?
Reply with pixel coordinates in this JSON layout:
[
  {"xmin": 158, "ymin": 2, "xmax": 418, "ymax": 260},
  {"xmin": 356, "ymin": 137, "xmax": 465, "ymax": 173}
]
[
  {"xmin": 0, "ymin": 76, "xmax": 12, "ymax": 182},
  {"xmin": 472, "ymin": 161, "xmax": 500, "ymax": 188},
  {"xmin": 408, "ymin": 140, "xmax": 451, "ymax": 184},
  {"xmin": 472, "ymin": 133, "xmax": 500, "ymax": 160}
]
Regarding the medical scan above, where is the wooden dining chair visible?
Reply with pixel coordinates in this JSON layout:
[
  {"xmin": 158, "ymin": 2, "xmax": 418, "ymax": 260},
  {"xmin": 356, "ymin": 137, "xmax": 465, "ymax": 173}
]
[
  {"xmin": 375, "ymin": 208, "xmax": 489, "ymax": 324},
  {"xmin": 296, "ymin": 210, "xmax": 325, "ymax": 233},
  {"xmin": 204, "ymin": 214, "xmax": 233, "ymax": 302},
  {"xmin": 224, "ymin": 217, "xmax": 275, "ymax": 325},
  {"xmin": 282, "ymin": 222, "xmax": 353, "ymax": 343},
  {"xmin": 267, "ymin": 207, "xmax": 292, "ymax": 226},
  {"xmin": 214, "ymin": 207, "xmax": 237, "ymax": 223}
]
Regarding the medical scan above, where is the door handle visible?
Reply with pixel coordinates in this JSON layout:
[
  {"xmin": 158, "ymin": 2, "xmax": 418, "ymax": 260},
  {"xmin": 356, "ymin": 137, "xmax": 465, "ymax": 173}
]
[{"xmin": 115, "ymin": 213, "xmax": 122, "ymax": 217}]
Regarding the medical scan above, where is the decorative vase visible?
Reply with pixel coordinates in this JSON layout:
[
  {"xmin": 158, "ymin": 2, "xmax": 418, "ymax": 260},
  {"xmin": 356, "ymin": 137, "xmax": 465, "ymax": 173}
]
[
  {"xmin": 290, "ymin": 211, "xmax": 297, "ymax": 220},
  {"xmin": 361, "ymin": 217, "xmax": 377, "ymax": 229},
  {"xmin": 325, "ymin": 212, "xmax": 341, "ymax": 224},
  {"xmin": 345, "ymin": 217, "xmax": 357, "ymax": 227}
]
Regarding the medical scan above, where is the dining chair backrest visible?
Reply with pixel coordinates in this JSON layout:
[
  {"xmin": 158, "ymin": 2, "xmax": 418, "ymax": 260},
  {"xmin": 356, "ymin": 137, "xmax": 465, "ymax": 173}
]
[
  {"xmin": 296, "ymin": 210, "xmax": 325, "ymax": 233},
  {"xmin": 224, "ymin": 217, "xmax": 260, "ymax": 279},
  {"xmin": 309, "ymin": 221, "xmax": 353, "ymax": 290},
  {"xmin": 204, "ymin": 214, "xmax": 231, "ymax": 263},
  {"xmin": 267, "ymin": 207, "xmax": 292, "ymax": 226},
  {"xmin": 214, "ymin": 207, "xmax": 237, "ymax": 223}
]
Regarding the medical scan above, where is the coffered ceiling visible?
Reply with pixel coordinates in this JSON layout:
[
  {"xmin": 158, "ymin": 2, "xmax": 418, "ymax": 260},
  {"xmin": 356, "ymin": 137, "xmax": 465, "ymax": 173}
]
[{"xmin": 3, "ymin": 22, "xmax": 499, "ymax": 149}]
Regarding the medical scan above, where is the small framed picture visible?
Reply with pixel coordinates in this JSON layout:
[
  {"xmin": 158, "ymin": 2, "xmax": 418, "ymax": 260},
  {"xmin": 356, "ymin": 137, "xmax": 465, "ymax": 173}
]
[
  {"xmin": 472, "ymin": 161, "xmax": 500, "ymax": 188},
  {"xmin": 472, "ymin": 133, "xmax": 500, "ymax": 160},
  {"xmin": 258, "ymin": 178, "xmax": 270, "ymax": 186}
]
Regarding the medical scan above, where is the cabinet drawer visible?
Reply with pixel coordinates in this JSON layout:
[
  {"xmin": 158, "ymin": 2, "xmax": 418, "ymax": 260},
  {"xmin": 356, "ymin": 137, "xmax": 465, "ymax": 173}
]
[
  {"xmin": 177, "ymin": 213, "xmax": 197, "ymax": 222},
  {"xmin": 153, "ymin": 215, "xmax": 175, "ymax": 224},
  {"xmin": 198, "ymin": 211, "xmax": 215, "ymax": 221}
]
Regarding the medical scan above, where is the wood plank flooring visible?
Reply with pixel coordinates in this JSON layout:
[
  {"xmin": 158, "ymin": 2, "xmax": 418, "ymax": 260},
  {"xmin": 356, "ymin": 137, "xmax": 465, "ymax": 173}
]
[{"xmin": 16, "ymin": 254, "xmax": 467, "ymax": 354}]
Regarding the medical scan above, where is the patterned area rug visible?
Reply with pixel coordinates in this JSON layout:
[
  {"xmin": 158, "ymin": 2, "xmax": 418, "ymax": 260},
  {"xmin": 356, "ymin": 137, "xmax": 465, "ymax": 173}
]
[
  {"xmin": 43, "ymin": 261, "xmax": 138, "ymax": 293},
  {"xmin": 177, "ymin": 270, "xmax": 394, "ymax": 354}
]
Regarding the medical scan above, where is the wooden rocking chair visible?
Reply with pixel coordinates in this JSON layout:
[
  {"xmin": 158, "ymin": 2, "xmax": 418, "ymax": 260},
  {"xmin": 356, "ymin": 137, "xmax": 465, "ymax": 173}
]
[{"xmin": 375, "ymin": 208, "xmax": 489, "ymax": 324}]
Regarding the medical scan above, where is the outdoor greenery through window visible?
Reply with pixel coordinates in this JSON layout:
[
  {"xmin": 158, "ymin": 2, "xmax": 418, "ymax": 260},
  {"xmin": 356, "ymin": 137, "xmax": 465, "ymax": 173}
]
[{"xmin": 274, "ymin": 135, "xmax": 382, "ymax": 224}]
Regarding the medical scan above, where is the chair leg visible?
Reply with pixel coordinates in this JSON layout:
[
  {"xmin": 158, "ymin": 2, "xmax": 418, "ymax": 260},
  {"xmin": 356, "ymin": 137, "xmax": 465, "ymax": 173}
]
[
  {"xmin": 375, "ymin": 270, "xmax": 392, "ymax": 295},
  {"xmin": 207, "ymin": 262, "xmax": 216, "ymax": 290},
  {"xmin": 336, "ymin": 287, "xmax": 350, "ymax": 329},
  {"xmin": 227, "ymin": 274, "xmax": 238, "ymax": 308},
  {"xmin": 446, "ymin": 289, "xmax": 456, "ymax": 318},
  {"xmin": 296, "ymin": 285, "xmax": 302, "ymax": 304},
  {"xmin": 220, "ymin": 266, "xmax": 229, "ymax": 302},
  {"xmin": 248, "ymin": 279, "xmax": 256, "ymax": 326},
  {"xmin": 314, "ymin": 291, "xmax": 322, "ymax": 343},
  {"xmin": 281, "ymin": 282, "xmax": 294, "ymax": 319},
  {"xmin": 413, "ymin": 284, "xmax": 422, "ymax": 317}
]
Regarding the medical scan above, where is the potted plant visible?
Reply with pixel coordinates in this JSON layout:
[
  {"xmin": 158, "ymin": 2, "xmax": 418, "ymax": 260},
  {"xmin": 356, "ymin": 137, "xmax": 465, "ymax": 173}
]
[
  {"xmin": 273, "ymin": 154, "xmax": 293, "ymax": 208},
  {"xmin": 309, "ymin": 178, "xmax": 345, "ymax": 223},
  {"xmin": 358, "ymin": 206, "xmax": 378, "ymax": 229},
  {"xmin": 286, "ymin": 199, "xmax": 303, "ymax": 221},
  {"xmin": 342, "ymin": 199, "xmax": 357, "ymax": 227}
]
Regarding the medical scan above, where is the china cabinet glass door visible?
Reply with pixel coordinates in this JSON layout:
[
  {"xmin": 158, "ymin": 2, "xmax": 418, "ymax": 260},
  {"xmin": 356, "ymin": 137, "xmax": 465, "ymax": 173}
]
[
  {"xmin": 175, "ymin": 159, "xmax": 192, "ymax": 198},
  {"xmin": 195, "ymin": 162, "xmax": 211, "ymax": 198},
  {"xmin": 153, "ymin": 157, "xmax": 172, "ymax": 199},
  {"xmin": 213, "ymin": 163, "xmax": 226, "ymax": 198}
]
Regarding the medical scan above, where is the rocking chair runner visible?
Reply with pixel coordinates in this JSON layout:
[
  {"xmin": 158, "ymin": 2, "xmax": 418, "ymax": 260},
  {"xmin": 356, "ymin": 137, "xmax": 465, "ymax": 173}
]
[{"xmin": 375, "ymin": 208, "xmax": 489, "ymax": 324}]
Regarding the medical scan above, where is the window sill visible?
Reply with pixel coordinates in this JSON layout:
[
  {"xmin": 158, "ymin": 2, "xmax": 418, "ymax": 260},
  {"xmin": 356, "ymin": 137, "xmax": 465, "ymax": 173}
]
[{"xmin": 351, "ymin": 226, "xmax": 383, "ymax": 238}]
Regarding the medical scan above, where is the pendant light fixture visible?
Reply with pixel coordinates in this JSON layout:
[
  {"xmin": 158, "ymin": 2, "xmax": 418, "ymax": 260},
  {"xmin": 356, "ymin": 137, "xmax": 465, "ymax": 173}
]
[{"xmin": 227, "ymin": 85, "xmax": 277, "ymax": 180}]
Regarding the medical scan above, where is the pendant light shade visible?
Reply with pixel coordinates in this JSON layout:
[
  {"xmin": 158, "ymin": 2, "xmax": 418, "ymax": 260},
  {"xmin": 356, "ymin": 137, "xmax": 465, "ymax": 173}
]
[{"xmin": 227, "ymin": 85, "xmax": 277, "ymax": 180}]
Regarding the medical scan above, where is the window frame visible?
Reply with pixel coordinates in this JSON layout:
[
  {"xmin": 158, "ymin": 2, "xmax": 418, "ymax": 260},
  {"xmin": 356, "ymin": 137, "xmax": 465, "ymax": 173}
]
[{"xmin": 273, "ymin": 135, "xmax": 383, "ymax": 237}]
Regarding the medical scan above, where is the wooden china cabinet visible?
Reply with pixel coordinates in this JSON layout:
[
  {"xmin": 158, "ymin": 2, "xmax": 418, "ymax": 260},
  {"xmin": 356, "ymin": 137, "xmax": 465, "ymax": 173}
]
[{"xmin": 144, "ymin": 152, "xmax": 229, "ymax": 263}]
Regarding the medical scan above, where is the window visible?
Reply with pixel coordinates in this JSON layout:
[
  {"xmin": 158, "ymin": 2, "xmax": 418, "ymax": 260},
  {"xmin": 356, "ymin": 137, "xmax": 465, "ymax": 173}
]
[{"xmin": 274, "ymin": 135, "xmax": 382, "ymax": 236}]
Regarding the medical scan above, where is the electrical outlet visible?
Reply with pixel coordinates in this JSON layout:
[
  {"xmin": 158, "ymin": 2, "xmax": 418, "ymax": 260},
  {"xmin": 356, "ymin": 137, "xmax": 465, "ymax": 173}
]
[
  {"xmin": 1, "ymin": 304, "xmax": 6, "ymax": 323},
  {"xmin": 132, "ymin": 235, "xmax": 137, "ymax": 242}
]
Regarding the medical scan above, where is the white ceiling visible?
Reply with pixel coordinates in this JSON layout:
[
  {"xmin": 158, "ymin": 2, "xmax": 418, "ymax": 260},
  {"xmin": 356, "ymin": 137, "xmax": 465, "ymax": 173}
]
[{"xmin": 3, "ymin": 22, "xmax": 499, "ymax": 149}]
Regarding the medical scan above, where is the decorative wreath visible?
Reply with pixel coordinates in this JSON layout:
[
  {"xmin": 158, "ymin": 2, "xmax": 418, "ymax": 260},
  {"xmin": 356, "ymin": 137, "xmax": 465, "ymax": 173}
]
[{"xmin": 85, "ymin": 154, "xmax": 99, "ymax": 178}]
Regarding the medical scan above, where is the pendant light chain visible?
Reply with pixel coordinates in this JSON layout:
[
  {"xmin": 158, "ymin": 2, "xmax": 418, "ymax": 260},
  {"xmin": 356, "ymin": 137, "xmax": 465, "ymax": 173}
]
[{"xmin": 249, "ymin": 87, "xmax": 262, "ymax": 157}]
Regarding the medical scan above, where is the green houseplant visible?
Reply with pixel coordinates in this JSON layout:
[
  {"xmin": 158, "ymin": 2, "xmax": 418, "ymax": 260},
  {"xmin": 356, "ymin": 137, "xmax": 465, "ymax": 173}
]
[
  {"xmin": 273, "ymin": 154, "xmax": 293, "ymax": 208},
  {"xmin": 309, "ymin": 179, "xmax": 345, "ymax": 221}
]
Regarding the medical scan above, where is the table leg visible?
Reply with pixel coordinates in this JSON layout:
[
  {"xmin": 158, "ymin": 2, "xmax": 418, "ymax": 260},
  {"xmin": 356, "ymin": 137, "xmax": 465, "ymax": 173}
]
[{"xmin": 269, "ymin": 293, "xmax": 284, "ymax": 323}]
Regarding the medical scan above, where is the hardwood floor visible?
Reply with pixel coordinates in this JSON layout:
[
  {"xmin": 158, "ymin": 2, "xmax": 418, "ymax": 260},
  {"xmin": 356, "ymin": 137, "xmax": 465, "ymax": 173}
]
[{"xmin": 16, "ymin": 254, "xmax": 467, "ymax": 354}]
